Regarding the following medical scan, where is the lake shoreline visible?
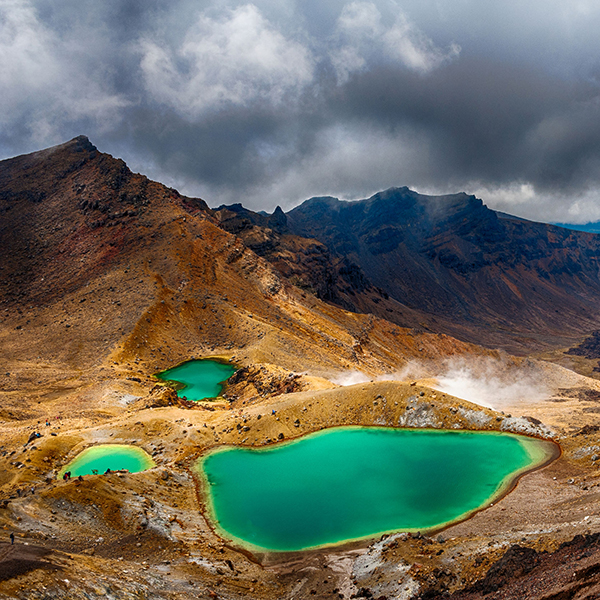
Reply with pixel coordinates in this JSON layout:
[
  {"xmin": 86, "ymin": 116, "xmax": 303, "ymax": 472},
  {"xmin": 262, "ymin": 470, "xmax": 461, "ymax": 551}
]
[
  {"xmin": 194, "ymin": 425, "xmax": 560, "ymax": 560},
  {"xmin": 154, "ymin": 357, "xmax": 238, "ymax": 401}
]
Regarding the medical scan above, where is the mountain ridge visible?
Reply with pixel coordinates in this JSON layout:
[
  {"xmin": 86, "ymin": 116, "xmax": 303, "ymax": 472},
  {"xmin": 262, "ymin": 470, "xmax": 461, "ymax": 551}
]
[
  {"xmin": 215, "ymin": 185, "xmax": 600, "ymax": 353},
  {"xmin": 283, "ymin": 187, "xmax": 600, "ymax": 351},
  {"xmin": 3, "ymin": 136, "xmax": 600, "ymax": 600}
]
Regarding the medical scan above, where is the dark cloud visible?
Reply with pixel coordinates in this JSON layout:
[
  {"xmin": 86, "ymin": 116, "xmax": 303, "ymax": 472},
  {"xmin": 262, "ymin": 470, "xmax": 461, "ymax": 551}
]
[
  {"xmin": 2, "ymin": 0, "xmax": 600, "ymax": 222},
  {"xmin": 337, "ymin": 57, "xmax": 588, "ymax": 184}
]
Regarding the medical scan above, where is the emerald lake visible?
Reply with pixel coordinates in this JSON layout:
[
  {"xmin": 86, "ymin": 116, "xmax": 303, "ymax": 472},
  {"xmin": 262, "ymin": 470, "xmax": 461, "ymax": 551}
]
[
  {"xmin": 59, "ymin": 445, "xmax": 155, "ymax": 477},
  {"xmin": 155, "ymin": 359, "xmax": 237, "ymax": 401},
  {"xmin": 197, "ymin": 427, "xmax": 557, "ymax": 552}
]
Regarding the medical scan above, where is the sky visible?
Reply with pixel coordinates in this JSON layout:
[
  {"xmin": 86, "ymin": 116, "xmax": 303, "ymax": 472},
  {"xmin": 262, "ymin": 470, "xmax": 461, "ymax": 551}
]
[{"xmin": 2, "ymin": 0, "xmax": 600, "ymax": 222}]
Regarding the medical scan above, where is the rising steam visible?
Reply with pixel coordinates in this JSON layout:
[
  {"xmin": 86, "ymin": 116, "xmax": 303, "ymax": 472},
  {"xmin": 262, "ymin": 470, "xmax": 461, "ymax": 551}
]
[
  {"xmin": 329, "ymin": 356, "xmax": 550, "ymax": 410},
  {"xmin": 431, "ymin": 357, "xmax": 549, "ymax": 409},
  {"xmin": 330, "ymin": 370, "xmax": 372, "ymax": 386}
]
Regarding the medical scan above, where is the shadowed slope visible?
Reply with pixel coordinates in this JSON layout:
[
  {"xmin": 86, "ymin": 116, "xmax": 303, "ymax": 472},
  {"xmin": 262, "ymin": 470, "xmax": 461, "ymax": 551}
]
[{"xmin": 282, "ymin": 188, "xmax": 600, "ymax": 352}]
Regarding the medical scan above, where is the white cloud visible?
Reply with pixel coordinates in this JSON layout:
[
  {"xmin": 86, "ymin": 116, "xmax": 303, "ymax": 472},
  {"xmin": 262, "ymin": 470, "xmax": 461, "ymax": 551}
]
[
  {"xmin": 0, "ymin": 1, "xmax": 55, "ymax": 100},
  {"xmin": 469, "ymin": 182, "xmax": 537, "ymax": 208},
  {"xmin": 466, "ymin": 181, "xmax": 600, "ymax": 223},
  {"xmin": 382, "ymin": 14, "xmax": 461, "ymax": 72},
  {"xmin": 330, "ymin": 1, "xmax": 460, "ymax": 82},
  {"xmin": 337, "ymin": 1, "xmax": 382, "ymax": 38},
  {"xmin": 139, "ymin": 4, "xmax": 315, "ymax": 117},
  {"xmin": 0, "ymin": 0, "xmax": 128, "ymax": 144}
]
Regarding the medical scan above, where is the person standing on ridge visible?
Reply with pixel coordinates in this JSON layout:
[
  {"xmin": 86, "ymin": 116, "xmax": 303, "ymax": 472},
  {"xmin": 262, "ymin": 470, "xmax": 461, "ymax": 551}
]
[{"xmin": 9, "ymin": 532, "xmax": 14, "ymax": 545}]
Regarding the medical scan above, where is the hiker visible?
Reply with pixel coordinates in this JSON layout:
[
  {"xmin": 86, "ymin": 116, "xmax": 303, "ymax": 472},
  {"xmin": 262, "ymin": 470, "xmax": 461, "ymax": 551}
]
[{"xmin": 9, "ymin": 532, "xmax": 14, "ymax": 545}]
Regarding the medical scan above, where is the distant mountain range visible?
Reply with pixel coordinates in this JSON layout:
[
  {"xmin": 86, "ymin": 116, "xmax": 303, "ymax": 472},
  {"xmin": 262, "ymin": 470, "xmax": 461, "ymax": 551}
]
[
  {"xmin": 217, "ymin": 188, "xmax": 600, "ymax": 353},
  {"xmin": 553, "ymin": 222, "xmax": 600, "ymax": 234}
]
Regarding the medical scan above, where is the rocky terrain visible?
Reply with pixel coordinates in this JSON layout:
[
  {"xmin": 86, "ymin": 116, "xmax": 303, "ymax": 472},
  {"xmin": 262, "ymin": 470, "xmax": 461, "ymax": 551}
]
[
  {"xmin": 433, "ymin": 533, "xmax": 600, "ymax": 599},
  {"xmin": 2, "ymin": 137, "xmax": 600, "ymax": 599},
  {"xmin": 217, "ymin": 189, "xmax": 600, "ymax": 355}
]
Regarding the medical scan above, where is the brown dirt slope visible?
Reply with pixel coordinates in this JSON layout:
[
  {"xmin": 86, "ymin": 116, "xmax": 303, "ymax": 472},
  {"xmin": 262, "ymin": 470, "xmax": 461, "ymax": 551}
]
[{"xmin": 425, "ymin": 533, "xmax": 600, "ymax": 600}]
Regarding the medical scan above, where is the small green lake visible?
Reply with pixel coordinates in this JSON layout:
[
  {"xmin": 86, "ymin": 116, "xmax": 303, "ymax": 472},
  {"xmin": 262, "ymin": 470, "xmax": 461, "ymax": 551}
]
[
  {"xmin": 59, "ymin": 445, "xmax": 155, "ymax": 477},
  {"xmin": 155, "ymin": 359, "xmax": 237, "ymax": 401},
  {"xmin": 197, "ymin": 427, "xmax": 557, "ymax": 552}
]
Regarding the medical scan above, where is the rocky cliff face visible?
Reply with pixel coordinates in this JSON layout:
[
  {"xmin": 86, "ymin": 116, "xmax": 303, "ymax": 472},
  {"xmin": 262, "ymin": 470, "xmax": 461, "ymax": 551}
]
[
  {"xmin": 285, "ymin": 187, "xmax": 600, "ymax": 352},
  {"xmin": 429, "ymin": 533, "xmax": 600, "ymax": 600},
  {"xmin": 214, "ymin": 203, "xmax": 391, "ymax": 314}
]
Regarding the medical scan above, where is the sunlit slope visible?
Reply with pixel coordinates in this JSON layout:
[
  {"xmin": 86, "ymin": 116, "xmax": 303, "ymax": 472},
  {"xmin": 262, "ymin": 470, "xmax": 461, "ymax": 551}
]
[{"xmin": 0, "ymin": 137, "xmax": 487, "ymax": 392}]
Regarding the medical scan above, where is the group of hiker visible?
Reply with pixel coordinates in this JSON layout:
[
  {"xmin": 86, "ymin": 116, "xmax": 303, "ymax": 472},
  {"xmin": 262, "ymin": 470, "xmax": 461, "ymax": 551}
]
[
  {"xmin": 62, "ymin": 468, "xmax": 113, "ymax": 481},
  {"xmin": 62, "ymin": 471, "xmax": 87, "ymax": 481}
]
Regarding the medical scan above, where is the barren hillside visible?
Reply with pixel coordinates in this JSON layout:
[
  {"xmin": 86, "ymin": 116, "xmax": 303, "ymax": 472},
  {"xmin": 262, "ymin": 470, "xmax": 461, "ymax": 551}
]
[{"xmin": 2, "ymin": 138, "xmax": 600, "ymax": 600}]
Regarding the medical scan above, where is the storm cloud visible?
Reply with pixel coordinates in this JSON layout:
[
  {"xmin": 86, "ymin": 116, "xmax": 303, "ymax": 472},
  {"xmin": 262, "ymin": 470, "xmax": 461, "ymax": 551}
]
[{"xmin": 2, "ymin": 0, "xmax": 600, "ymax": 221}]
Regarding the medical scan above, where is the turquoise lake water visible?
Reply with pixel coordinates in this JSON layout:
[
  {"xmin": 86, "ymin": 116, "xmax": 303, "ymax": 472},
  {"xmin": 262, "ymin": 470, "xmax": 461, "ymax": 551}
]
[
  {"xmin": 59, "ymin": 445, "xmax": 155, "ymax": 477},
  {"xmin": 155, "ymin": 359, "xmax": 237, "ymax": 401},
  {"xmin": 198, "ymin": 427, "xmax": 555, "ymax": 552}
]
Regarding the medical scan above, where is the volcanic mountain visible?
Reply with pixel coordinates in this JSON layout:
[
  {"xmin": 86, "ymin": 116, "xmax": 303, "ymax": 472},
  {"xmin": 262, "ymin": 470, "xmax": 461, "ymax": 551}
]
[
  {"xmin": 0, "ymin": 136, "xmax": 482, "ymax": 395},
  {"xmin": 217, "ymin": 188, "xmax": 600, "ymax": 353},
  {"xmin": 4, "ymin": 137, "xmax": 600, "ymax": 600}
]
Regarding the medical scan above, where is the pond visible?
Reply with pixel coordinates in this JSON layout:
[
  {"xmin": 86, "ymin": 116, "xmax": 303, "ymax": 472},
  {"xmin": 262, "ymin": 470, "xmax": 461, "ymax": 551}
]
[
  {"xmin": 59, "ymin": 444, "xmax": 155, "ymax": 477},
  {"xmin": 197, "ymin": 426, "xmax": 557, "ymax": 552},
  {"xmin": 155, "ymin": 359, "xmax": 237, "ymax": 401}
]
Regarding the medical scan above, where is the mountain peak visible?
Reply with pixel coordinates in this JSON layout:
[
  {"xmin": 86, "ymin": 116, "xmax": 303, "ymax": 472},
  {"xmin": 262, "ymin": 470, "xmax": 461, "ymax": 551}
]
[
  {"xmin": 0, "ymin": 135, "xmax": 99, "ymax": 174},
  {"xmin": 368, "ymin": 186, "xmax": 411, "ymax": 199},
  {"xmin": 66, "ymin": 134, "xmax": 97, "ymax": 153},
  {"xmin": 301, "ymin": 195, "xmax": 342, "ymax": 208},
  {"xmin": 44, "ymin": 134, "xmax": 98, "ymax": 158},
  {"xmin": 269, "ymin": 205, "xmax": 287, "ymax": 232}
]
